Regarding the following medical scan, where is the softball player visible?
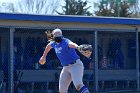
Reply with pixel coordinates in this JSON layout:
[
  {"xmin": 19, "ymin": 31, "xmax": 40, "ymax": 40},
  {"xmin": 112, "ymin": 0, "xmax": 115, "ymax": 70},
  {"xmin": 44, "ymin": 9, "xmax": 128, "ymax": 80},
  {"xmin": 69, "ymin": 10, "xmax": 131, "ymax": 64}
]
[{"xmin": 39, "ymin": 28, "xmax": 90, "ymax": 93}]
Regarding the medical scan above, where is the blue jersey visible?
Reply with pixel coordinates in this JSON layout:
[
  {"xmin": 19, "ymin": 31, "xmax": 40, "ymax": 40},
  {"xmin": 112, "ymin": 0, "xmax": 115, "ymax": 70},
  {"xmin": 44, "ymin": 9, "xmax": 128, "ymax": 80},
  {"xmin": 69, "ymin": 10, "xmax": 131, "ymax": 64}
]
[{"xmin": 50, "ymin": 38, "xmax": 80, "ymax": 66}]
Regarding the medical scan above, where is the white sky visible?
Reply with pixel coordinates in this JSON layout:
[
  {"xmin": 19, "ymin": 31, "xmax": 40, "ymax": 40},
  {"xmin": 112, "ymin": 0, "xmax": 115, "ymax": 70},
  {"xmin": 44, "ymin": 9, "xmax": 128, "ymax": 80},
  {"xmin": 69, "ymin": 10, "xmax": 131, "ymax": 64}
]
[
  {"xmin": 0, "ymin": 0, "xmax": 98, "ymax": 4},
  {"xmin": 0, "ymin": 0, "xmax": 17, "ymax": 2},
  {"xmin": 0, "ymin": 0, "xmax": 99, "ymax": 14}
]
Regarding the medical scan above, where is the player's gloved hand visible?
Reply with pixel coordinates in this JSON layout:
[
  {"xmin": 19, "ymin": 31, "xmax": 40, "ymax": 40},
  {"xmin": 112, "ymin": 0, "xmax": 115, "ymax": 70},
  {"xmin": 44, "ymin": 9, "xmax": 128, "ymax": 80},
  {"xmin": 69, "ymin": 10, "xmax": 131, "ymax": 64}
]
[
  {"xmin": 39, "ymin": 56, "xmax": 46, "ymax": 65},
  {"xmin": 76, "ymin": 46, "xmax": 82, "ymax": 51},
  {"xmin": 76, "ymin": 44, "xmax": 92, "ymax": 58}
]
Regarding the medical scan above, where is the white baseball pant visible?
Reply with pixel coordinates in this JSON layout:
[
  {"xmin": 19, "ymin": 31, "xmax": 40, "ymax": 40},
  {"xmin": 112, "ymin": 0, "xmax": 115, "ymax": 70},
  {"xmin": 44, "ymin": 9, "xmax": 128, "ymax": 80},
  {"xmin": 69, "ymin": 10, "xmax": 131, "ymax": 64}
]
[{"xmin": 59, "ymin": 59, "xmax": 84, "ymax": 93}]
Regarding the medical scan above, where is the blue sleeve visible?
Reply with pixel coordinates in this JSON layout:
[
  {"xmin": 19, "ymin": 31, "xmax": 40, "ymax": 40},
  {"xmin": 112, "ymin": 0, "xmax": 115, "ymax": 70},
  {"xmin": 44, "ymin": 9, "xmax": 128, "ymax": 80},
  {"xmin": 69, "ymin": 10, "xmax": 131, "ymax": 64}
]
[
  {"xmin": 49, "ymin": 41, "xmax": 55, "ymax": 48},
  {"xmin": 65, "ymin": 38, "xmax": 73, "ymax": 44}
]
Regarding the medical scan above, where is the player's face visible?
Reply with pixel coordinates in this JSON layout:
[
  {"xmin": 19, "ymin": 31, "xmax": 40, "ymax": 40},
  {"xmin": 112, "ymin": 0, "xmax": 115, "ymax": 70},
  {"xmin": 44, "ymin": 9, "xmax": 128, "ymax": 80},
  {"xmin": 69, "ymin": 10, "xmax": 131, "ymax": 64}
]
[{"xmin": 53, "ymin": 32, "xmax": 62, "ymax": 43}]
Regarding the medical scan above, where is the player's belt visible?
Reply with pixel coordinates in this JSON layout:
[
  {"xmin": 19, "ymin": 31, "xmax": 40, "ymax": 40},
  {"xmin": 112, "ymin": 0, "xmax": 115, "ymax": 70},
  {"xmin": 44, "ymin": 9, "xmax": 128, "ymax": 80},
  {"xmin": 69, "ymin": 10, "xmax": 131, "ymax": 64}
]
[{"xmin": 64, "ymin": 59, "xmax": 79, "ymax": 66}]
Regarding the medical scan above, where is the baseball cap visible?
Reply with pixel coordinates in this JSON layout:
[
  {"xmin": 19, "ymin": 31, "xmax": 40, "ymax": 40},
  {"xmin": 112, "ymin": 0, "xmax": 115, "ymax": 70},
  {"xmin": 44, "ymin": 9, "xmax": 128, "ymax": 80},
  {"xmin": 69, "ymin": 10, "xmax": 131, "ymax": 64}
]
[{"xmin": 52, "ymin": 29, "xmax": 62, "ymax": 37}]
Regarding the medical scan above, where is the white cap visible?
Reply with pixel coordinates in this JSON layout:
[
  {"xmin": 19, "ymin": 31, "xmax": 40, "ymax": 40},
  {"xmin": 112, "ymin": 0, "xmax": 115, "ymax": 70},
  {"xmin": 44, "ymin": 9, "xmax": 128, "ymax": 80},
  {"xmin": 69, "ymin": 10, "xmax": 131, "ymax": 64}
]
[{"xmin": 52, "ymin": 28, "xmax": 62, "ymax": 36}]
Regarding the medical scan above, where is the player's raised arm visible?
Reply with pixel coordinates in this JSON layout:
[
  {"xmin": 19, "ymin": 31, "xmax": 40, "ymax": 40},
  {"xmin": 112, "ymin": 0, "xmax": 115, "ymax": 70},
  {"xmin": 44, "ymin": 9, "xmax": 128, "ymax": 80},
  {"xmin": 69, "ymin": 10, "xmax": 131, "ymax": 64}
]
[
  {"xmin": 39, "ymin": 43, "xmax": 52, "ymax": 65},
  {"xmin": 68, "ymin": 40, "xmax": 92, "ymax": 58},
  {"xmin": 68, "ymin": 41, "xmax": 79, "ymax": 48}
]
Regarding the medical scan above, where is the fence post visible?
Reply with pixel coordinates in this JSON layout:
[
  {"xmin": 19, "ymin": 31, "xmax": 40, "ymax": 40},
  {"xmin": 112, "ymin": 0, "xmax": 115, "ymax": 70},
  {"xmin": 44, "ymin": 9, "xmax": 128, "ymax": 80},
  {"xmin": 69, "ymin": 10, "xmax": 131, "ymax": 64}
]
[
  {"xmin": 94, "ymin": 31, "xmax": 99, "ymax": 92},
  {"xmin": 136, "ymin": 28, "xmax": 139, "ymax": 91},
  {"xmin": 8, "ymin": 28, "xmax": 14, "ymax": 93}
]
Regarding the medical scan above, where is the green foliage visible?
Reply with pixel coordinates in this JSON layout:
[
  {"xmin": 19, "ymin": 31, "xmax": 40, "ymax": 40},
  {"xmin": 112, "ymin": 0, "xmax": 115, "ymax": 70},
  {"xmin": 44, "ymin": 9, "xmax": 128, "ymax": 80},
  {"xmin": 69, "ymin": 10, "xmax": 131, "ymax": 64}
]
[
  {"xmin": 128, "ymin": 0, "xmax": 136, "ymax": 4},
  {"xmin": 57, "ymin": 0, "xmax": 92, "ymax": 16},
  {"xmin": 95, "ymin": 1, "xmax": 133, "ymax": 17}
]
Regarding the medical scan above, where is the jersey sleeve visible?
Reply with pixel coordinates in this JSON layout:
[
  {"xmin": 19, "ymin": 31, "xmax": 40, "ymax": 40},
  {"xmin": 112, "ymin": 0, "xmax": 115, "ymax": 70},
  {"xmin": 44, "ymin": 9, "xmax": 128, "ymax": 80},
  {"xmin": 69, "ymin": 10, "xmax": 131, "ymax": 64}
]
[
  {"xmin": 48, "ymin": 41, "xmax": 55, "ymax": 48},
  {"xmin": 65, "ymin": 38, "xmax": 73, "ymax": 44}
]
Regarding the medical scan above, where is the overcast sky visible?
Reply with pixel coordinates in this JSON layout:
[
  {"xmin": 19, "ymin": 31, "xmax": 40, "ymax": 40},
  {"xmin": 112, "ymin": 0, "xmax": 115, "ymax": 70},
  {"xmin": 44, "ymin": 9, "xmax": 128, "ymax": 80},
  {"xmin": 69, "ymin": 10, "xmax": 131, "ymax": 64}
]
[
  {"xmin": 0, "ymin": 0, "xmax": 17, "ymax": 3},
  {"xmin": 0, "ymin": 0, "xmax": 99, "ymax": 14},
  {"xmin": 0, "ymin": 0, "xmax": 139, "ymax": 15}
]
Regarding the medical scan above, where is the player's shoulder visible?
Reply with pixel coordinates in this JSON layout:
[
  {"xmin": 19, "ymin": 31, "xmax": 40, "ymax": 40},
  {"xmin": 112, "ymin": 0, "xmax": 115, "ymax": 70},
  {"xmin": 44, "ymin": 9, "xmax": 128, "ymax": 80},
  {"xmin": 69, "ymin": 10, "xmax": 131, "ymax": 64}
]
[
  {"xmin": 49, "ymin": 41, "xmax": 55, "ymax": 44},
  {"xmin": 63, "ymin": 37, "xmax": 68, "ymax": 40},
  {"xmin": 63, "ymin": 38, "xmax": 71, "ymax": 42},
  {"xmin": 48, "ymin": 41, "xmax": 55, "ymax": 46}
]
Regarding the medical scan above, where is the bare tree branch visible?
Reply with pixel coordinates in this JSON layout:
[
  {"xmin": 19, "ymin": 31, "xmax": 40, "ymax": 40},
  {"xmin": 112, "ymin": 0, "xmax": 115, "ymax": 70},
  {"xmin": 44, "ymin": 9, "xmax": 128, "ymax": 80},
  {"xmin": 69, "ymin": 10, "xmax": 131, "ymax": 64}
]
[{"xmin": 7, "ymin": 0, "xmax": 60, "ymax": 14}]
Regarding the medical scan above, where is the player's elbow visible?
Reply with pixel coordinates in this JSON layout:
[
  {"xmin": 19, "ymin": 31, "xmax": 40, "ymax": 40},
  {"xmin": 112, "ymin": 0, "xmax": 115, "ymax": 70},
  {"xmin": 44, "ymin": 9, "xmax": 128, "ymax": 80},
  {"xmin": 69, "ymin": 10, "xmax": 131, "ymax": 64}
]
[
  {"xmin": 68, "ymin": 44, "xmax": 75, "ymax": 48},
  {"xmin": 45, "ymin": 44, "xmax": 52, "ymax": 52},
  {"xmin": 68, "ymin": 42, "xmax": 78, "ymax": 48}
]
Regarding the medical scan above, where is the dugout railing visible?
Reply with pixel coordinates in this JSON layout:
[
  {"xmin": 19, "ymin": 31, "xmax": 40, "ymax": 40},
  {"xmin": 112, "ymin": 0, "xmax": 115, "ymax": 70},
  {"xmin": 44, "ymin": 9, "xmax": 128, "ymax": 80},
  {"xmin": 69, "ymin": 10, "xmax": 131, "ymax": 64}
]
[{"xmin": 0, "ymin": 27, "xmax": 139, "ymax": 93}]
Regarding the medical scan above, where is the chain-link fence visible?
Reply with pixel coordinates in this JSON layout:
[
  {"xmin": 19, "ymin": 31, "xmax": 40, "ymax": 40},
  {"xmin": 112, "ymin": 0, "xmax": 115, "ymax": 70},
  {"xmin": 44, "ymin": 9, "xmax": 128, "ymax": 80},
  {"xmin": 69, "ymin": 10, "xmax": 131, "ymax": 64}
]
[
  {"xmin": 0, "ymin": 27, "xmax": 138, "ymax": 93},
  {"xmin": 98, "ymin": 32, "xmax": 136, "ymax": 70},
  {"xmin": 98, "ymin": 31, "xmax": 137, "ymax": 92},
  {"xmin": 0, "ymin": 28, "xmax": 11, "ymax": 93},
  {"xmin": 0, "ymin": 28, "xmax": 95, "ymax": 93}
]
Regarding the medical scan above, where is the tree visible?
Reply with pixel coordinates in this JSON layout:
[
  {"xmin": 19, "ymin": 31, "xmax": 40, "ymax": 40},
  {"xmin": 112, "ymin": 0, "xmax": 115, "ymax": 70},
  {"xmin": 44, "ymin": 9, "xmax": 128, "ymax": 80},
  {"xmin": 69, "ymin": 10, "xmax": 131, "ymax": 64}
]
[
  {"xmin": 128, "ymin": 0, "xmax": 140, "ymax": 17},
  {"xmin": 95, "ymin": 0, "xmax": 133, "ymax": 17},
  {"xmin": 0, "ymin": 0, "xmax": 60, "ymax": 14},
  {"xmin": 15, "ymin": 0, "xmax": 60, "ymax": 14},
  {"xmin": 58, "ymin": 0, "xmax": 92, "ymax": 16},
  {"xmin": 0, "ymin": 2, "xmax": 16, "ymax": 13}
]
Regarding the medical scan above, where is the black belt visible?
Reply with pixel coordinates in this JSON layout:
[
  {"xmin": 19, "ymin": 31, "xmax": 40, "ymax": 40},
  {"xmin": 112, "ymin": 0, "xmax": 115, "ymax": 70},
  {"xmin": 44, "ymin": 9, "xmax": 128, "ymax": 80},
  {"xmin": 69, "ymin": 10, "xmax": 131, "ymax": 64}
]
[{"xmin": 64, "ymin": 61, "xmax": 77, "ymax": 66}]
